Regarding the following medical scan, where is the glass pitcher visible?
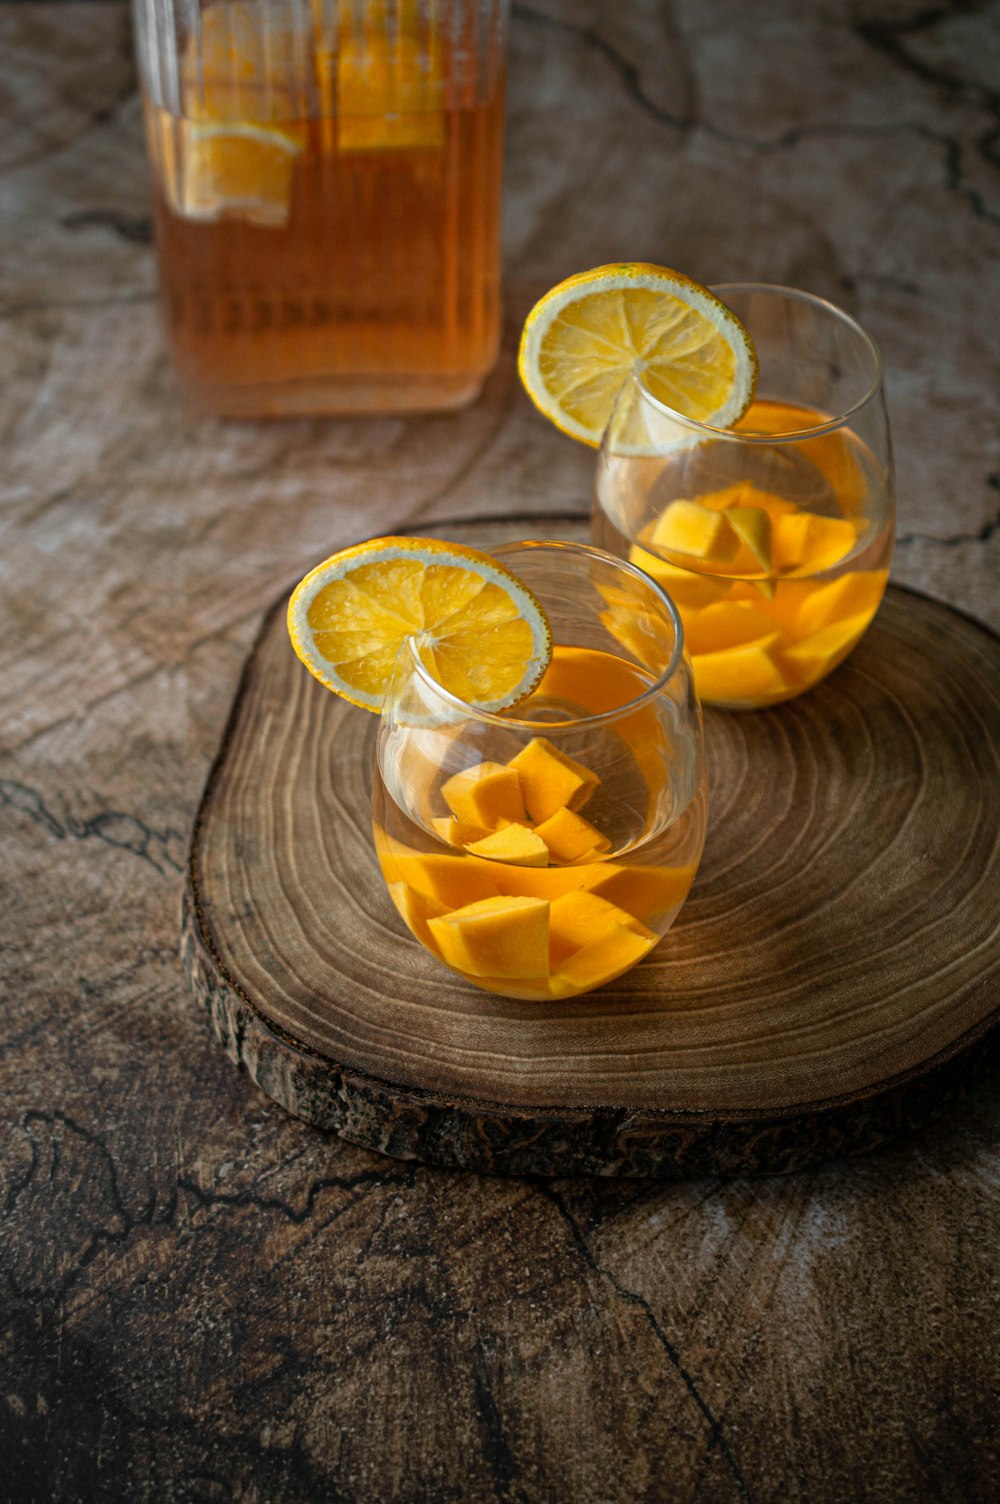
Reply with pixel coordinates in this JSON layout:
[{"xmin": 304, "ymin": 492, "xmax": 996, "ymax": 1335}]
[{"xmin": 133, "ymin": 0, "xmax": 508, "ymax": 416}]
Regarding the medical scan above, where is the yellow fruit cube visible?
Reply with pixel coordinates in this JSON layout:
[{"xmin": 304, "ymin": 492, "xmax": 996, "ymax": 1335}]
[
  {"xmin": 465, "ymin": 824, "xmax": 550, "ymax": 867},
  {"xmin": 587, "ymin": 862, "xmax": 698, "ymax": 921},
  {"xmin": 550, "ymin": 923, "xmax": 657, "ymax": 994},
  {"xmin": 778, "ymin": 612, "xmax": 874, "ymax": 687},
  {"xmin": 773, "ymin": 511, "xmax": 858, "ymax": 574},
  {"xmin": 725, "ymin": 505, "xmax": 773, "ymax": 573},
  {"xmin": 690, "ymin": 635, "xmax": 788, "ymax": 705},
  {"xmin": 427, "ymin": 895, "xmax": 550, "ymax": 980},
  {"xmin": 377, "ymin": 834, "xmax": 501, "ymax": 907},
  {"xmin": 431, "ymin": 815, "xmax": 491, "ymax": 848},
  {"xmin": 533, "ymin": 807, "xmax": 610, "ymax": 863},
  {"xmin": 793, "ymin": 570, "xmax": 887, "ymax": 637},
  {"xmin": 440, "ymin": 761, "xmax": 526, "ymax": 829},
  {"xmin": 682, "ymin": 600, "xmax": 782, "ymax": 658},
  {"xmin": 651, "ymin": 500, "xmax": 740, "ymax": 564},
  {"xmin": 507, "ymin": 737, "xmax": 599, "ymax": 823},
  {"xmin": 549, "ymin": 890, "xmax": 653, "ymax": 965}
]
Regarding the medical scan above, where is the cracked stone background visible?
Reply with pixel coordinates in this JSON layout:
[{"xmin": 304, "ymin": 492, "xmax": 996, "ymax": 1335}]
[{"xmin": 1, "ymin": 2, "xmax": 998, "ymax": 1502}]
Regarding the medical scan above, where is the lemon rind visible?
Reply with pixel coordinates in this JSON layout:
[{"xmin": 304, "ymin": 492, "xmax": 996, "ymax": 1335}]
[
  {"xmin": 287, "ymin": 536, "xmax": 553, "ymax": 715},
  {"xmin": 518, "ymin": 262, "xmax": 758, "ymax": 448}
]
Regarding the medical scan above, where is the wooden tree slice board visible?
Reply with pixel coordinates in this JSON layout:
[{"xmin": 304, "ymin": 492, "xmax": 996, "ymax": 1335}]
[{"xmin": 182, "ymin": 513, "xmax": 1000, "ymax": 1177}]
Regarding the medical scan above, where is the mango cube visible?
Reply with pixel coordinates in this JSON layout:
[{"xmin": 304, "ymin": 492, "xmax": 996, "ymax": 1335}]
[
  {"xmin": 440, "ymin": 761, "xmax": 525, "ymax": 828},
  {"xmin": 380, "ymin": 844, "xmax": 501, "ymax": 908},
  {"xmin": 773, "ymin": 511, "xmax": 858, "ymax": 574},
  {"xmin": 725, "ymin": 505, "xmax": 773, "ymax": 573},
  {"xmin": 507, "ymin": 737, "xmax": 599, "ymax": 823},
  {"xmin": 682, "ymin": 600, "xmax": 782, "ymax": 658},
  {"xmin": 533, "ymin": 806, "xmax": 610, "ymax": 864},
  {"xmin": 549, "ymin": 890, "xmax": 654, "ymax": 965},
  {"xmin": 427, "ymin": 895, "xmax": 550, "ymax": 980},
  {"xmin": 431, "ymin": 815, "xmax": 490, "ymax": 848},
  {"xmin": 465, "ymin": 824, "xmax": 550, "ymax": 868},
  {"xmin": 651, "ymin": 500, "xmax": 740, "ymax": 563},
  {"xmin": 550, "ymin": 923, "xmax": 657, "ymax": 994},
  {"xmin": 690, "ymin": 634, "xmax": 787, "ymax": 705},
  {"xmin": 793, "ymin": 569, "xmax": 887, "ymax": 637},
  {"xmin": 778, "ymin": 612, "xmax": 873, "ymax": 686},
  {"xmin": 587, "ymin": 862, "xmax": 698, "ymax": 921}
]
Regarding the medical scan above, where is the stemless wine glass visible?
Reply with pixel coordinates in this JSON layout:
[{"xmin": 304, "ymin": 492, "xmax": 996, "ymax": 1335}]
[
  {"xmin": 592, "ymin": 284, "xmax": 895, "ymax": 710},
  {"xmin": 371, "ymin": 540, "xmax": 708, "ymax": 1000}
]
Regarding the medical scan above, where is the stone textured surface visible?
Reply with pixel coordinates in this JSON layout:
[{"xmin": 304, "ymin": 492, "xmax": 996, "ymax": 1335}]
[{"xmin": 2, "ymin": 3, "xmax": 998, "ymax": 1501}]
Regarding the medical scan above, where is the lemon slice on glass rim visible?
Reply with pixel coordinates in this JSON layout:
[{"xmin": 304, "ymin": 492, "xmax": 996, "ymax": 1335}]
[
  {"xmin": 517, "ymin": 263, "xmax": 758, "ymax": 447},
  {"xmin": 287, "ymin": 537, "xmax": 553, "ymax": 714}
]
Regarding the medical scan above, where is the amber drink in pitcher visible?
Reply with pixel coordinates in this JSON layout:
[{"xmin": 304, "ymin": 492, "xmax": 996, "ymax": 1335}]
[{"xmin": 134, "ymin": 0, "xmax": 508, "ymax": 415}]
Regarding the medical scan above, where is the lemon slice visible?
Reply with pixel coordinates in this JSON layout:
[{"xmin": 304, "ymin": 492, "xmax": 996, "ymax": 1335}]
[
  {"xmin": 161, "ymin": 2, "xmax": 307, "ymax": 226},
  {"xmin": 332, "ymin": 0, "xmax": 445, "ymax": 153},
  {"xmin": 518, "ymin": 263, "xmax": 758, "ymax": 447},
  {"xmin": 171, "ymin": 121, "xmax": 303, "ymax": 226},
  {"xmin": 287, "ymin": 537, "xmax": 552, "ymax": 714}
]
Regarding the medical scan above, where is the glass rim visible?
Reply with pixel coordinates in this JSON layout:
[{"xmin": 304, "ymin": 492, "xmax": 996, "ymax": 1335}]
[
  {"xmin": 405, "ymin": 539, "xmax": 689, "ymax": 731},
  {"xmin": 633, "ymin": 281, "xmax": 885, "ymax": 444}
]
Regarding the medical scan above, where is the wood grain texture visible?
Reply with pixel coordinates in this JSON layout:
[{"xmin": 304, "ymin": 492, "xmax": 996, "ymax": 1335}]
[
  {"xmin": 4, "ymin": 3, "xmax": 1000, "ymax": 1501},
  {"xmin": 184, "ymin": 514, "xmax": 1000, "ymax": 1176}
]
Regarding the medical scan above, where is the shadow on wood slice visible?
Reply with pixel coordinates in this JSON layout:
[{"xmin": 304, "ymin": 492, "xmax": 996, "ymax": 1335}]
[{"xmin": 182, "ymin": 513, "xmax": 1000, "ymax": 1177}]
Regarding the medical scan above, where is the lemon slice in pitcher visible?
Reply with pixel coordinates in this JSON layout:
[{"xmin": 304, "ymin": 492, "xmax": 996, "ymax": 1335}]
[
  {"xmin": 287, "ymin": 537, "xmax": 552, "ymax": 713},
  {"xmin": 518, "ymin": 263, "xmax": 758, "ymax": 446},
  {"xmin": 159, "ymin": 2, "xmax": 306, "ymax": 226},
  {"xmin": 174, "ymin": 121, "xmax": 303, "ymax": 226}
]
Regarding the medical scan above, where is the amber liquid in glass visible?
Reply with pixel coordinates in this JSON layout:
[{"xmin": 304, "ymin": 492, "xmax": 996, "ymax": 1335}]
[
  {"xmin": 599, "ymin": 398, "xmax": 894, "ymax": 708},
  {"xmin": 372, "ymin": 645, "xmax": 707, "ymax": 1000},
  {"xmin": 145, "ymin": 83, "xmax": 504, "ymax": 415}
]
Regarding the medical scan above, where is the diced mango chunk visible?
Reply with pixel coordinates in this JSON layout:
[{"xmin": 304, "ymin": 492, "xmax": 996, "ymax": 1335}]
[
  {"xmin": 533, "ymin": 806, "xmax": 610, "ymax": 863},
  {"xmin": 726, "ymin": 505, "xmax": 773, "ymax": 573},
  {"xmin": 440, "ymin": 761, "xmax": 525, "ymax": 829},
  {"xmin": 793, "ymin": 570, "xmax": 887, "ymax": 637},
  {"xmin": 431, "ymin": 815, "xmax": 490, "ymax": 848},
  {"xmin": 690, "ymin": 634, "xmax": 787, "ymax": 705},
  {"xmin": 548, "ymin": 891, "xmax": 653, "ymax": 966},
  {"xmin": 682, "ymin": 600, "xmax": 781, "ymax": 658},
  {"xmin": 550, "ymin": 923, "xmax": 657, "ymax": 994},
  {"xmin": 587, "ymin": 861, "xmax": 699, "ymax": 921},
  {"xmin": 384, "ymin": 849, "xmax": 501, "ymax": 908},
  {"xmin": 507, "ymin": 737, "xmax": 599, "ymax": 823},
  {"xmin": 427, "ymin": 895, "xmax": 550, "ymax": 980},
  {"xmin": 772, "ymin": 511, "xmax": 858, "ymax": 574},
  {"xmin": 465, "ymin": 824, "xmax": 550, "ymax": 868},
  {"xmin": 778, "ymin": 612, "xmax": 873, "ymax": 683},
  {"xmin": 651, "ymin": 499, "xmax": 740, "ymax": 563}
]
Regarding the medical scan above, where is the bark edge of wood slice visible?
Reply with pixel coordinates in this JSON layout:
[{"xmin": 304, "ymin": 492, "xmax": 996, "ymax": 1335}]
[{"xmin": 182, "ymin": 512, "xmax": 1000, "ymax": 1178}]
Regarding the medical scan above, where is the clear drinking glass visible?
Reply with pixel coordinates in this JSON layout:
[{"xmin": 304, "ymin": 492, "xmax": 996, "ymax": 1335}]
[
  {"xmin": 371, "ymin": 541, "xmax": 708, "ymax": 1000},
  {"xmin": 133, "ymin": 0, "xmax": 508, "ymax": 416},
  {"xmin": 592, "ymin": 284, "xmax": 895, "ymax": 709}
]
